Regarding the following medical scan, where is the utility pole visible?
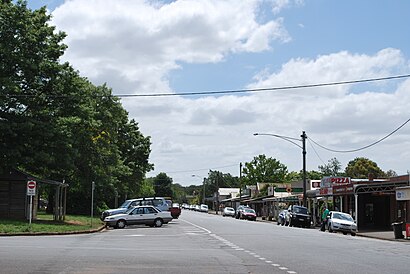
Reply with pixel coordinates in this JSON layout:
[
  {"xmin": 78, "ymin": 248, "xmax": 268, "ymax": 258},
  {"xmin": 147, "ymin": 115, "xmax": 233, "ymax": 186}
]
[
  {"xmin": 202, "ymin": 178, "xmax": 206, "ymax": 204},
  {"xmin": 215, "ymin": 174, "xmax": 219, "ymax": 215},
  {"xmin": 91, "ymin": 181, "xmax": 95, "ymax": 227},
  {"xmin": 239, "ymin": 162, "xmax": 242, "ymax": 206},
  {"xmin": 301, "ymin": 131, "xmax": 307, "ymax": 207}
]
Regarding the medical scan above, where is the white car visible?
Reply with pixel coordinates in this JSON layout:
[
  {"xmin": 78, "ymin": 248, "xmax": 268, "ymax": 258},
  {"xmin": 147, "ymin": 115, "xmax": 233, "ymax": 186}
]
[
  {"xmin": 222, "ymin": 207, "xmax": 235, "ymax": 217},
  {"xmin": 199, "ymin": 204, "xmax": 208, "ymax": 213},
  {"xmin": 326, "ymin": 211, "xmax": 357, "ymax": 236},
  {"xmin": 104, "ymin": 206, "xmax": 173, "ymax": 229}
]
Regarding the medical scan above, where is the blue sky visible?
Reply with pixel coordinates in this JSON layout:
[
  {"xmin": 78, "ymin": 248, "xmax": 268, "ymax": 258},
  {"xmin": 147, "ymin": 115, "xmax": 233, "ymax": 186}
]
[{"xmin": 27, "ymin": 0, "xmax": 410, "ymax": 185}]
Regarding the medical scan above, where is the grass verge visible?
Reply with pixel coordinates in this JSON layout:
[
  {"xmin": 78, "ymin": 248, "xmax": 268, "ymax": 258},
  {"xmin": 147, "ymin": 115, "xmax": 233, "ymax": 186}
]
[{"xmin": 0, "ymin": 212, "xmax": 104, "ymax": 234}]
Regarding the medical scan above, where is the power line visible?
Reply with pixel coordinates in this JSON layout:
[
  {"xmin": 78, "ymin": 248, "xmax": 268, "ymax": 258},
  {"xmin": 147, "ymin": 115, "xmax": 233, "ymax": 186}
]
[
  {"xmin": 2, "ymin": 74, "xmax": 410, "ymax": 98},
  {"xmin": 308, "ymin": 117, "xmax": 410, "ymax": 153},
  {"xmin": 117, "ymin": 74, "xmax": 410, "ymax": 97},
  {"xmin": 307, "ymin": 138, "xmax": 326, "ymax": 166}
]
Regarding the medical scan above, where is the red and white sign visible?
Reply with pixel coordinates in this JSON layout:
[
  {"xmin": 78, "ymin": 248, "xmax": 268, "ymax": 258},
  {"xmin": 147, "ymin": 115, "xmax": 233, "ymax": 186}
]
[
  {"xmin": 27, "ymin": 180, "xmax": 36, "ymax": 196},
  {"xmin": 320, "ymin": 177, "xmax": 351, "ymax": 188},
  {"xmin": 406, "ymin": 223, "xmax": 410, "ymax": 238}
]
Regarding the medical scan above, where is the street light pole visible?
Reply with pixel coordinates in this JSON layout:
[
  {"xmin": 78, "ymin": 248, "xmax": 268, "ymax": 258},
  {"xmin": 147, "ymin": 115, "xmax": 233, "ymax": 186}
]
[
  {"xmin": 192, "ymin": 174, "xmax": 205, "ymax": 204},
  {"xmin": 301, "ymin": 131, "xmax": 307, "ymax": 207},
  {"xmin": 254, "ymin": 131, "xmax": 308, "ymax": 207}
]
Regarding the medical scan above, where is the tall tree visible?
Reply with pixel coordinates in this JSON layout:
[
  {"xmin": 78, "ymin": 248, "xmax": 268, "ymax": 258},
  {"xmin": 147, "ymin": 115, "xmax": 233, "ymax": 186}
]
[
  {"xmin": 153, "ymin": 173, "xmax": 173, "ymax": 198},
  {"xmin": 318, "ymin": 157, "xmax": 343, "ymax": 177},
  {"xmin": 0, "ymin": 1, "xmax": 153, "ymax": 214},
  {"xmin": 345, "ymin": 157, "xmax": 385, "ymax": 179},
  {"xmin": 242, "ymin": 154, "xmax": 288, "ymax": 185}
]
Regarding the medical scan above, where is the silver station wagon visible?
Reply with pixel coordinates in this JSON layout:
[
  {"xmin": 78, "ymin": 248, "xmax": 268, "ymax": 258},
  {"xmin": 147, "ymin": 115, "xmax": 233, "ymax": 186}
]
[{"xmin": 104, "ymin": 205, "xmax": 173, "ymax": 229}]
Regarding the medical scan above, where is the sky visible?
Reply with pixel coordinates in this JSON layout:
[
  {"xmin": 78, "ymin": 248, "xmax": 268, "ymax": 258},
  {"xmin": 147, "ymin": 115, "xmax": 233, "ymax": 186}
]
[{"xmin": 27, "ymin": 0, "xmax": 410, "ymax": 186}]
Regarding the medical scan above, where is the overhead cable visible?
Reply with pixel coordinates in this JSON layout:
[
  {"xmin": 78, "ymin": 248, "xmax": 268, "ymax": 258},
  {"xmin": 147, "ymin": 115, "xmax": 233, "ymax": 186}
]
[
  {"xmin": 2, "ymin": 74, "xmax": 410, "ymax": 98},
  {"xmin": 308, "ymin": 117, "xmax": 410, "ymax": 153}
]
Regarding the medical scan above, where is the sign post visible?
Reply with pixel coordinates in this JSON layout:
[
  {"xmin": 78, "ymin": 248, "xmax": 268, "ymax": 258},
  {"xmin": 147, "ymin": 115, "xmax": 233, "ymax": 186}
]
[{"xmin": 27, "ymin": 180, "xmax": 36, "ymax": 226}]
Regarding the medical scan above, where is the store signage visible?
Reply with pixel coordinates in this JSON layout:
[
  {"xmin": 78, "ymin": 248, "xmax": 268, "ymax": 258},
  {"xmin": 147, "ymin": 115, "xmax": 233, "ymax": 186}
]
[
  {"xmin": 396, "ymin": 187, "xmax": 410, "ymax": 201},
  {"xmin": 319, "ymin": 187, "xmax": 333, "ymax": 196},
  {"xmin": 320, "ymin": 177, "xmax": 351, "ymax": 188},
  {"xmin": 311, "ymin": 181, "xmax": 321, "ymax": 189},
  {"xmin": 333, "ymin": 183, "xmax": 354, "ymax": 195}
]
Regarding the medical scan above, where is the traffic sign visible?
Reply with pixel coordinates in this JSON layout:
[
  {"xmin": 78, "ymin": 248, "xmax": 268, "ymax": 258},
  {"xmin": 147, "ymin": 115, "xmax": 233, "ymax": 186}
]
[{"xmin": 27, "ymin": 180, "xmax": 36, "ymax": 196}]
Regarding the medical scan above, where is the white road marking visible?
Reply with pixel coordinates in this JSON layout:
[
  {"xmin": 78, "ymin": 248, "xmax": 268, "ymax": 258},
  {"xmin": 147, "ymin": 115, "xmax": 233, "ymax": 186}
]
[{"xmin": 179, "ymin": 218, "xmax": 299, "ymax": 273}]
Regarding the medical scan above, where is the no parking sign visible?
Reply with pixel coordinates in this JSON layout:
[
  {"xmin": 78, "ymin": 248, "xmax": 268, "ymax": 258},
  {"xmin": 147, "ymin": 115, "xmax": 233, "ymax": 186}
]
[{"xmin": 27, "ymin": 180, "xmax": 36, "ymax": 196}]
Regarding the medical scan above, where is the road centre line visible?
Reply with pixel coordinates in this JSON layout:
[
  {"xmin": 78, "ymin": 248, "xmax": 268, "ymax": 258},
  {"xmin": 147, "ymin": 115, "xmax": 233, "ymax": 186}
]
[{"xmin": 180, "ymin": 219, "xmax": 298, "ymax": 273}]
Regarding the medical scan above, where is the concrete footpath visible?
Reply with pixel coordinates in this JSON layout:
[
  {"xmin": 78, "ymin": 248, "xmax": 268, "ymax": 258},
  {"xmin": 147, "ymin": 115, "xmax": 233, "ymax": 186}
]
[
  {"xmin": 257, "ymin": 216, "xmax": 410, "ymax": 242},
  {"xmin": 210, "ymin": 211, "xmax": 409, "ymax": 242}
]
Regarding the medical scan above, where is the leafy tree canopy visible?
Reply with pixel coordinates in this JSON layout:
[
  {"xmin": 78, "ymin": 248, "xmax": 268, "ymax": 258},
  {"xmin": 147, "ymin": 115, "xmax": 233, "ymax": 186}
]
[
  {"xmin": 345, "ymin": 157, "xmax": 384, "ymax": 179},
  {"xmin": 318, "ymin": 157, "xmax": 343, "ymax": 177},
  {"xmin": 0, "ymin": 1, "xmax": 153, "ymax": 214},
  {"xmin": 242, "ymin": 154, "xmax": 288, "ymax": 185},
  {"xmin": 153, "ymin": 173, "xmax": 173, "ymax": 198}
]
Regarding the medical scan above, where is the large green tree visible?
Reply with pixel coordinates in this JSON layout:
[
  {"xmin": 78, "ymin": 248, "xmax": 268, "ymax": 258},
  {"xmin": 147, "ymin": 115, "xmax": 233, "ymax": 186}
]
[
  {"xmin": 242, "ymin": 154, "xmax": 288, "ymax": 185},
  {"xmin": 345, "ymin": 157, "xmax": 385, "ymax": 179},
  {"xmin": 0, "ymin": 1, "xmax": 153, "ymax": 214},
  {"xmin": 318, "ymin": 157, "xmax": 343, "ymax": 177},
  {"xmin": 153, "ymin": 173, "xmax": 173, "ymax": 198}
]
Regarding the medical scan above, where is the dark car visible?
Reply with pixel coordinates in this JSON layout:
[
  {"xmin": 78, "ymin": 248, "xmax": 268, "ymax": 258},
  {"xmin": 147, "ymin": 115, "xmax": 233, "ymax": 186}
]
[
  {"xmin": 285, "ymin": 205, "xmax": 311, "ymax": 228},
  {"xmin": 240, "ymin": 208, "xmax": 257, "ymax": 221},
  {"xmin": 277, "ymin": 209, "xmax": 288, "ymax": 226},
  {"xmin": 235, "ymin": 205, "xmax": 249, "ymax": 219}
]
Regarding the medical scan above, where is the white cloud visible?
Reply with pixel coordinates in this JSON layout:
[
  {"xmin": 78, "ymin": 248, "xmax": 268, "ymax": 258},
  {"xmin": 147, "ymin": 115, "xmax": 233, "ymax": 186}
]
[
  {"xmin": 50, "ymin": 1, "xmax": 410, "ymax": 185},
  {"xmin": 52, "ymin": 0, "xmax": 289, "ymax": 94}
]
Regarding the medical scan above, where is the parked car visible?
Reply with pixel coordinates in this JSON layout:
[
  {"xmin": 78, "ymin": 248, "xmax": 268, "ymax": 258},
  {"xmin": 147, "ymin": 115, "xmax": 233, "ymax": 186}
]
[
  {"xmin": 223, "ymin": 207, "xmax": 236, "ymax": 217},
  {"xmin": 277, "ymin": 209, "xmax": 288, "ymax": 226},
  {"xmin": 101, "ymin": 197, "xmax": 169, "ymax": 220},
  {"xmin": 240, "ymin": 208, "xmax": 257, "ymax": 221},
  {"xmin": 104, "ymin": 205, "xmax": 173, "ymax": 229},
  {"xmin": 169, "ymin": 203, "xmax": 181, "ymax": 219},
  {"xmin": 235, "ymin": 205, "xmax": 249, "ymax": 219},
  {"xmin": 286, "ymin": 205, "xmax": 311, "ymax": 228},
  {"xmin": 326, "ymin": 211, "xmax": 357, "ymax": 236},
  {"xmin": 199, "ymin": 204, "xmax": 209, "ymax": 213}
]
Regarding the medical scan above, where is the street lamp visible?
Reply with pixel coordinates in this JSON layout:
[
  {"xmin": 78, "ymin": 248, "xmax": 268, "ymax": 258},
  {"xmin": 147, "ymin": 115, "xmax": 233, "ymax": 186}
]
[{"xmin": 253, "ymin": 131, "xmax": 307, "ymax": 207}]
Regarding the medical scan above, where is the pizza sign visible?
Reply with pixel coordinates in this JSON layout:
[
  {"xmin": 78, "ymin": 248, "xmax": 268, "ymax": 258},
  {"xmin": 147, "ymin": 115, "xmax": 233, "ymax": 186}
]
[{"xmin": 321, "ymin": 177, "xmax": 351, "ymax": 188}]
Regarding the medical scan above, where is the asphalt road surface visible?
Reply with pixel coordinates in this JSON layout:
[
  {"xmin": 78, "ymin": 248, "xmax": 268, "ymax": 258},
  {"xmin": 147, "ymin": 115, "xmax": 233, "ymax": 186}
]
[{"xmin": 1, "ymin": 210, "xmax": 410, "ymax": 274}]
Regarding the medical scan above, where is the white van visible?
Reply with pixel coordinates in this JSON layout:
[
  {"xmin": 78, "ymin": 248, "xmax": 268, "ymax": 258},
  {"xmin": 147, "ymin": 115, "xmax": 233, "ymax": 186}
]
[{"xmin": 101, "ymin": 197, "xmax": 169, "ymax": 220}]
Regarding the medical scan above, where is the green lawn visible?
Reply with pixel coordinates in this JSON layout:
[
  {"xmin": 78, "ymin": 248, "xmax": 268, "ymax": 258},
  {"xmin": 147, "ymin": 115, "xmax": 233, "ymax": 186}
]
[{"xmin": 0, "ymin": 212, "xmax": 104, "ymax": 234}]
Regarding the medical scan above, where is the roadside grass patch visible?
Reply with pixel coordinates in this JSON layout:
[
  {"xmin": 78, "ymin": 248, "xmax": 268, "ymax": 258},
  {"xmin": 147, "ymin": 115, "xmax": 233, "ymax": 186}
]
[{"xmin": 0, "ymin": 212, "xmax": 103, "ymax": 234}]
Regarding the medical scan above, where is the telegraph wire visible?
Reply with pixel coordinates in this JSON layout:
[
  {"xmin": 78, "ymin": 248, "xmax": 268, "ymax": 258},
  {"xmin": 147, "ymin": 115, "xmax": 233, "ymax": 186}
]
[
  {"xmin": 307, "ymin": 138, "xmax": 327, "ymax": 166},
  {"xmin": 308, "ymin": 116, "xmax": 410, "ymax": 153},
  {"xmin": 2, "ymin": 74, "xmax": 410, "ymax": 98}
]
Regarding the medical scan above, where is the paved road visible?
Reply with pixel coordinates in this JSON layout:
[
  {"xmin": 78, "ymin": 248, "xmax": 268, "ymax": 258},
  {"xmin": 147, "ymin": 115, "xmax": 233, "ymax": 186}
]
[{"xmin": 1, "ymin": 210, "xmax": 409, "ymax": 273}]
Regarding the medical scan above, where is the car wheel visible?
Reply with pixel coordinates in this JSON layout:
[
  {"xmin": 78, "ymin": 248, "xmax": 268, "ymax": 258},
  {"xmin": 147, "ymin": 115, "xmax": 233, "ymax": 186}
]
[
  {"xmin": 116, "ymin": 220, "xmax": 126, "ymax": 229},
  {"xmin": 154, "ymin": 218, "xmax": 163, "ymax": 227},
  {"xmin": 343, "ymin": 232, "xmax": 347, "ymax": 235},
  {"xmin": 328, "ymin": 223, "xmax": 333, "ymax": 232},
  {"xmin": 351, "ymin": 232, "xmax": 356, "ymax": 236}
]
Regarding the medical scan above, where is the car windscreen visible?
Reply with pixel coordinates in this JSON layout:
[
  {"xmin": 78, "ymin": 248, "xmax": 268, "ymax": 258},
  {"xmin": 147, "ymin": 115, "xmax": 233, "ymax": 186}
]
[
  {"xmin": 244, "ymin": 209, "xmax": 255, "ymax": 213},
  {"xmin": 120, "ymin": 200, "xmax": 132, "ymax": 208},
  {"xmin": 125, "ymin": 207, "xmax": 135, "ymax": 214},
  {"xmin": 294, "ymin": 207, "xmax": 308, "ymax": 214},
  {"xmin": 333, "ymin": 213, "xmax": 353, "ymax": 221},
  {"xmin": 154, "ymin": 199, "xmax": 165, "ymax": 206}
]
